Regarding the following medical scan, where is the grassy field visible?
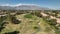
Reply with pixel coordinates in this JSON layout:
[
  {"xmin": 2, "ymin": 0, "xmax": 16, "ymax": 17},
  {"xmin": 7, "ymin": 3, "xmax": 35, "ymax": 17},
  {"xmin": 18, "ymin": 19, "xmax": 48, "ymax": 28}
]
[
  {"xmin": 1, "ymin": 10, "xmax": 60, "ymax": 34},
  {"xmin": 0, "ymin": 13, "xmax": 59, "ymax": 34}
]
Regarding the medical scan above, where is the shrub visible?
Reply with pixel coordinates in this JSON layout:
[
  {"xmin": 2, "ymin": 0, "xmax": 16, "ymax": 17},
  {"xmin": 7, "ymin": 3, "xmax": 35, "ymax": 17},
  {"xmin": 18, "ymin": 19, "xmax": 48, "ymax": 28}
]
[
  {"xmin": 0, "ymin": 16, "xmax": 7, "ymax": 32},
  {"xmin": 1, "ymin": 16, "xmax": 7, "ymax": 21},
  {"xmin": 11, "ymin": 16, "xmax": 21, "ymax": 24},
  {"xmin": 33, "ymin": 26, "xmax": 39, "ymax": 30},
  {"xmin": 4, "ymin": 31, "xmax": 19, "ymax": 34},
  {"xmin": 47, "ymin": 19, "xmax": 57, "ymax": 25},
  {"xmin": 0, "ymin": 27, "xmax": 5, "ymax": 32}
]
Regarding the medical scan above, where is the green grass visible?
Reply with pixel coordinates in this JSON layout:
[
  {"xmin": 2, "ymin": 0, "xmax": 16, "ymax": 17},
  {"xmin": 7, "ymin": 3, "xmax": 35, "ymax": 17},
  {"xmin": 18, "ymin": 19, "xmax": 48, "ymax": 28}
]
[{"xmin": 24, "ymin": 14, "xmax": 33, "ymax": 18}]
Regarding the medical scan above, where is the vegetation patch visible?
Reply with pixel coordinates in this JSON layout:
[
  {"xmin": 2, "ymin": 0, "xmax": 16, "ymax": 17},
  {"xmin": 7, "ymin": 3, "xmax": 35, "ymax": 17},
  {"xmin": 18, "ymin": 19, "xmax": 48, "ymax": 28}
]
[
  {"xmin": 24, "ymin": 14, "xmax": 33, "ymax": 18},
  {"xmin": 11, "ymin": 16, "xmax": 21, "ymax": 24},
  {"xmin": 44, "ymin": 26, "xmax": 52, "ymax": 32},
  {"xmin": 33, "ymin": 26, "xmax": 39, "ymax": 30},
  {"xmin": 0, "ymin": 16, "xmax": 7, "ymax": 32},
  {"xmin": 47, "ymin": 19, "xmax": 57, "ymax": 25},
  {"xmin": 4, "ymin": 31, "xmax": 19, "ymax": 34}
]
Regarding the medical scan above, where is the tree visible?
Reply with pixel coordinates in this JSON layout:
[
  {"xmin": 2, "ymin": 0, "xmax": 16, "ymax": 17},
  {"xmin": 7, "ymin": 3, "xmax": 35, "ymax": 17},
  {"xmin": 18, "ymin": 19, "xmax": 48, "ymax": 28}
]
[
  {"xmin": 48, "ymin": 19, "xmax": 57, "ymax": 25},
  {"xmin": 0, "ymin": 16, "xmax": 6, "ymax": 32},
  {"xmin": 11, "ymin": 16, "xmax": 21, "ymax": 24}
]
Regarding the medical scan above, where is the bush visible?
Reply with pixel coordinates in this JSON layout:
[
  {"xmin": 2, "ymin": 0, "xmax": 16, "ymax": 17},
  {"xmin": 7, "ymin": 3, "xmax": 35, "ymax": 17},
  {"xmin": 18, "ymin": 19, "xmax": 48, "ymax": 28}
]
[
  {"xmin": 1, "ymin": 16, "xmax": 7, "ymax": 21},
  {"xmin": 0, "ymin": 16, "xmax": 5, "ymax": 32},
  {"xmin": 0, "ymin": 16, "xmax": 7, "ymax": 32},
  {"xmin": 33, "ymin": 26, "xmax": 39, "ymax": 30},
  {"xmin": 4, "ymin": 31, "xmax": 19, "ymax": 34},
  {"xmin": 47, "ymin": 19, "xmax": 57, "ymax": 25},
  {"xmin": 0, "ymin": 27, "xmax": 5, "ymax": 32},
  {"xmin": 11, "ymin": 16, "xmax": 21, "ymax": 24}
]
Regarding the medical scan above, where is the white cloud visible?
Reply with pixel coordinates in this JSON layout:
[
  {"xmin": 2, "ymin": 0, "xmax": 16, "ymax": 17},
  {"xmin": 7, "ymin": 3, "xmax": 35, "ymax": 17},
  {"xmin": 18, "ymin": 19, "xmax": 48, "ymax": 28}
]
[
  {"xmin": 1, "ymin": 4, "xmax": 10, "ymax": 6},
  {"xmin": 1, "ymin": 4, "xmax": 15, "ymax": 6},
  {"xmin": 0, "ymin": 3, "xmax": 40, "ymax": 7}
]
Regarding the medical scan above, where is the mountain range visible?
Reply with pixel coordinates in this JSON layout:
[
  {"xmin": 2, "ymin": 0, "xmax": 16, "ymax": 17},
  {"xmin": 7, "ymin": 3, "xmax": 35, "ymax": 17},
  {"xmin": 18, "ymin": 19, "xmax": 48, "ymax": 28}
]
[{"xmin": 0, "ymin": 4, "xmax": 50, "ymax": 10}]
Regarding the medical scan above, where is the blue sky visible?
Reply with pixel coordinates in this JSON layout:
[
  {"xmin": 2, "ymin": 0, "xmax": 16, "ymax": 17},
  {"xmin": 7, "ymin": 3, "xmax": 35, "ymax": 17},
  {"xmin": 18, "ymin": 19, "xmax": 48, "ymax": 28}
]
[{"xmin": 0, "ymin": 0, "xmax": 60, "ymax": 9}]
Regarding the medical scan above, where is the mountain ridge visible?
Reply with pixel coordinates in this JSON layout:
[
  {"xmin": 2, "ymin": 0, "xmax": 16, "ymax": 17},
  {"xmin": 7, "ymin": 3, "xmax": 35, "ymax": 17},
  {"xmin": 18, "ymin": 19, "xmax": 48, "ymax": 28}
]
[{"xmin": 0, "ymin": 4, "xmax": 50, "ymax": 10}]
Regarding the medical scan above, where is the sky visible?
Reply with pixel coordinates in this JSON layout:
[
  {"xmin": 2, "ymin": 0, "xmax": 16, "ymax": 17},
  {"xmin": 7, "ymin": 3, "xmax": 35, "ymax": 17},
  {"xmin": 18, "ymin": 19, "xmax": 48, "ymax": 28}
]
[{"xmin": 0, "ymin": 0, "xmax": 60, "ymax": 9}]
